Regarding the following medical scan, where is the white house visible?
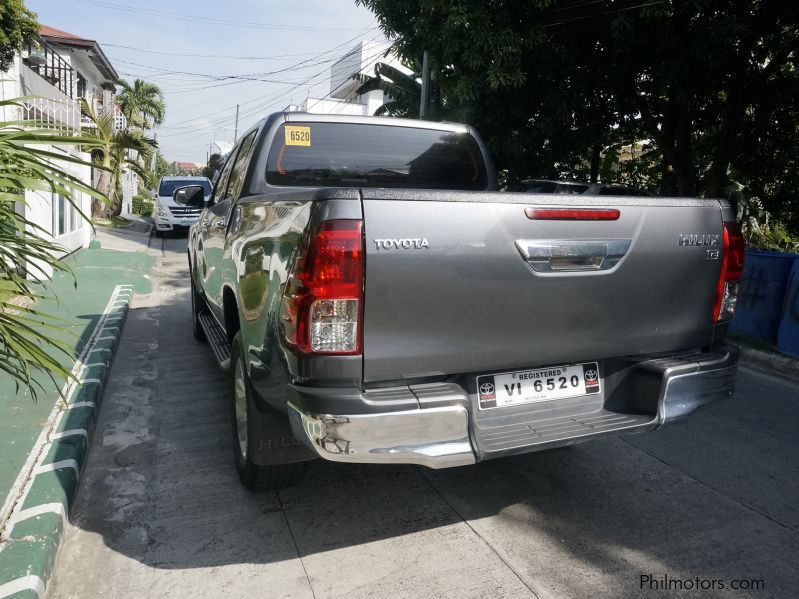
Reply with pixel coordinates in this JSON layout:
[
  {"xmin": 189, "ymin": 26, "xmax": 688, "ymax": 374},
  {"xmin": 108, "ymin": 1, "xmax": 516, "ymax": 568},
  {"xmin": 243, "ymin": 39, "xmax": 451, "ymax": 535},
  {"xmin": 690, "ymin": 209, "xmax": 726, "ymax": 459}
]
[
  {"xmin": 291, "ymin": 40, "xmax": 409, "ymax": 116},
  {"xmin": 0, "ymin": 25, "xmax": 125, "ymax": 276}
]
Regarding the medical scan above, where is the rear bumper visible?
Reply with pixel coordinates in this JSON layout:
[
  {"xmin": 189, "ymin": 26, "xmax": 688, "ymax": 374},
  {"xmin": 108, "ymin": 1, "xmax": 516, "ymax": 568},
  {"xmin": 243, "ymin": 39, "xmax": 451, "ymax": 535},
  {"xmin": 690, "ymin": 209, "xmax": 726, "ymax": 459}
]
[
  {"xmin": 288, "ymin": 402, "xmax": 475, "ymax": 469},
  {"xmin": 287, "ymin": 346, "xmax": 738, "ymax": 468}
]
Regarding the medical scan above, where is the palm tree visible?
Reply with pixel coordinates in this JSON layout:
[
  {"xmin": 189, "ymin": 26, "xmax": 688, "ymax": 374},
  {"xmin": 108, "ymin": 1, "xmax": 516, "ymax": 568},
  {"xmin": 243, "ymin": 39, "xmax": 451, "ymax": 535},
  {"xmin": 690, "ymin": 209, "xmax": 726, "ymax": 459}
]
[
  {"xmin": 81, "ymin": 100, "xmax": 157, "ymax": 216},
  {"xmin": 116, "ymin": 79, "xmax": 165, "ymax": 130},
  {"xmin": 0, "ymin": 96, "xmax": 108, "ymax": 400}
]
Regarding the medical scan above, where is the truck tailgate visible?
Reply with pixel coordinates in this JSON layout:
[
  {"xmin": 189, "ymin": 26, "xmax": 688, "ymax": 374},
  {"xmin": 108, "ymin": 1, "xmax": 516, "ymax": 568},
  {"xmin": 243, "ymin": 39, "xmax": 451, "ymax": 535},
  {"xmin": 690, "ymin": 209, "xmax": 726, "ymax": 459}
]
[{"xmin": 361, "ymin": 189, "xmax": 724, "ymax": 383}]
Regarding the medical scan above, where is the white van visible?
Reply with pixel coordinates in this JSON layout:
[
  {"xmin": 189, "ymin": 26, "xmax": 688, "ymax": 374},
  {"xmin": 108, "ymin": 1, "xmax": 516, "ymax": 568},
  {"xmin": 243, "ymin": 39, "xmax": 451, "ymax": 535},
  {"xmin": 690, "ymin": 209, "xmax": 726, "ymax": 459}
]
[{"xmin": 154, "ymin": 176, "xmax": 212, "ymax": 236}]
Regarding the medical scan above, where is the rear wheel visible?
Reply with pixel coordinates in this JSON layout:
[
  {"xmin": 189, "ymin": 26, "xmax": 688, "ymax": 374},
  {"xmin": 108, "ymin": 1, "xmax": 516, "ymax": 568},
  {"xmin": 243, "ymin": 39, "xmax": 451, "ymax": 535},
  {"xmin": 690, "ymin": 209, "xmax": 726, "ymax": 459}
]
[
  {"xmin": 231, "ymin": 333, "xmax": 307, "ymax": 490},
  {"xmin": 190, "ymin": 275, "xmax": 207, "ymax": 342}
]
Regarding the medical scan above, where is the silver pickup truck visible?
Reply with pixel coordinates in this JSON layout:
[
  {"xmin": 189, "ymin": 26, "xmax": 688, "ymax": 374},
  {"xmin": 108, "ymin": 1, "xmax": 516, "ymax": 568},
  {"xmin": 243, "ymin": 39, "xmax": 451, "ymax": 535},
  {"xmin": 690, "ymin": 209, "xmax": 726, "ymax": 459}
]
[{"xmin": 185, "ymin": 112, "xmax": 744, "ymax": 490}]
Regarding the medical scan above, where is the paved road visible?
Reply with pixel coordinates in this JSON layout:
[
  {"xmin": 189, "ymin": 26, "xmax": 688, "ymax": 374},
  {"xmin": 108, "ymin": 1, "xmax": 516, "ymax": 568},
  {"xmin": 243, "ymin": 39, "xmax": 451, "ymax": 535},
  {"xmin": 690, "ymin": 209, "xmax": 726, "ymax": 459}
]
[{"xmin": 49, "ymin": 233, "xmax": 799, "ymax": 599}]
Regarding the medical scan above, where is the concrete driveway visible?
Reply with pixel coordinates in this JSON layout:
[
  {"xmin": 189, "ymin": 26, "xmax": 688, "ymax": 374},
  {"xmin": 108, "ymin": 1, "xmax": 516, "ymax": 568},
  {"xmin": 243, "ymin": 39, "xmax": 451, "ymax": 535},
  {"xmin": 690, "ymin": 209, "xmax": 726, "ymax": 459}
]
[{"xmin": 48, "ymin": 233, "xmax": 799, "ymax": 599}]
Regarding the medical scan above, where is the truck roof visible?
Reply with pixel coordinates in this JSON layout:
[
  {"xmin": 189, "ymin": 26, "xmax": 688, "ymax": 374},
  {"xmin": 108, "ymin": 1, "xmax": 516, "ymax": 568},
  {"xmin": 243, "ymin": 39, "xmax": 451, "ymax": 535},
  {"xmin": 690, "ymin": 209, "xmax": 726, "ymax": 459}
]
[{"xmin": 281, "ymin": 111, "xmax": 471, "ymax": 135}]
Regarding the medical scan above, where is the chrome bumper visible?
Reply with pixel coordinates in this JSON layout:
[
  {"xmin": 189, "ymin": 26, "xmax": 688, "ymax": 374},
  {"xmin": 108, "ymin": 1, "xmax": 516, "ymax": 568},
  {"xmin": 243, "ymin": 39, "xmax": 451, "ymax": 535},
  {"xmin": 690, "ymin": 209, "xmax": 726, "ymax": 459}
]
[
  {"xmin": 287, "ymin": 400, "xmax": 475, "ymax": 469},
  {"xmin": 656, "ymin": 353, "xmax": 738, "ymax": 425},
  {"xmin": 287, "ymin": 348, "xmax": 737, "ymax": 468}
]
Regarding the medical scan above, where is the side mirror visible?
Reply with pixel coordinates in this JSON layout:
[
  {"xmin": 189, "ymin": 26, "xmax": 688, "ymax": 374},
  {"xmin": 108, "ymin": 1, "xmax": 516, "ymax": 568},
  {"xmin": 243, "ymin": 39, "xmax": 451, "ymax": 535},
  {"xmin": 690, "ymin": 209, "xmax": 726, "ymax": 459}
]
[{"xmin": 173, "ymin": 185, "xmax": 205, "ymax": 208}]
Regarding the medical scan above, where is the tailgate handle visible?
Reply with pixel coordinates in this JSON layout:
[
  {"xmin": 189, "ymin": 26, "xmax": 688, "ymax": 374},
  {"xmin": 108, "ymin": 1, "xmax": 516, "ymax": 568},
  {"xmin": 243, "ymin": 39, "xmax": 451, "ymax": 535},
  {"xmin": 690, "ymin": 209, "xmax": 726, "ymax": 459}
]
[{"xmin": 515, "ymin": 239, "xmax": 631, "ymax": 273}]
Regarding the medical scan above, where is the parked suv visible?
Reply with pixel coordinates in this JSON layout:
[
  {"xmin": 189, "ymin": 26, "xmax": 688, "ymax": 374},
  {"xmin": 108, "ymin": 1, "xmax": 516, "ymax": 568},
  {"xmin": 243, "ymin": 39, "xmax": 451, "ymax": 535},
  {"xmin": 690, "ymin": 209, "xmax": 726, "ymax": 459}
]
[{"xmin": 154, "ymin": 176, "xmax": 212, "ymax": 236}]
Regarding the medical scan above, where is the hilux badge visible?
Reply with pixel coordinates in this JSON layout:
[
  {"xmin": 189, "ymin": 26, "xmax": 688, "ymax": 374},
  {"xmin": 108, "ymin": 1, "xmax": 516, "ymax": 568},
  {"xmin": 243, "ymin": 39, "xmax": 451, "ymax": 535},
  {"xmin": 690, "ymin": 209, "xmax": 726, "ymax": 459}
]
[{"xmin": 678, "ymin": 234, "xmax": 720, "ymax": 247}]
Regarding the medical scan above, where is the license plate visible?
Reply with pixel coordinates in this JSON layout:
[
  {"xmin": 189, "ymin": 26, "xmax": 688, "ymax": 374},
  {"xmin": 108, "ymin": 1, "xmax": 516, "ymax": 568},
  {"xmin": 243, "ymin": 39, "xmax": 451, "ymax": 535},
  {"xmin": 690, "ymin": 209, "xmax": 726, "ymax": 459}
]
[{"xmin": 477, "ymin": 362, "xmax": 600, "ymax": 410}]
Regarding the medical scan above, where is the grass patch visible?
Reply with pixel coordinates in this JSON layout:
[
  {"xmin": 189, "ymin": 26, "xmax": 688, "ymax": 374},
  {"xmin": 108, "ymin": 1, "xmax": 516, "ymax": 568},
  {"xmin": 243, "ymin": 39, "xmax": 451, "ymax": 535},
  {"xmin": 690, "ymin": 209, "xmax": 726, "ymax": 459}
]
[{"xmin": 92, "ymin": 216, "xmax": 131, "ymax": 229}]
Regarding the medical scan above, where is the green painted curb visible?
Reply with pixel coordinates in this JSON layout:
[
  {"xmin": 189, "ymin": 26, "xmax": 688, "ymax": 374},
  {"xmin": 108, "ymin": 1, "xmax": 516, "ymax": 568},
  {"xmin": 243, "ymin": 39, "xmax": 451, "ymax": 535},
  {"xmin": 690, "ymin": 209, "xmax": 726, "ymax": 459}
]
[{"xmin": 0, "ymin": 286, "xmax": 134, "ymax": 599}]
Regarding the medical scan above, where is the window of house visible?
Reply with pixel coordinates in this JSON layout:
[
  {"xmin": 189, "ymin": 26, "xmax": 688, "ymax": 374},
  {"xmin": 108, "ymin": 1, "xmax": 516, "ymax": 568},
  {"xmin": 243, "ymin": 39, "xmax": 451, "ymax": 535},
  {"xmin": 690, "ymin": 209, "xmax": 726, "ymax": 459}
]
[
  {"xmin": 70, "ymin": 191, "xmax": 79, "ymax": 231},
  {"xmin": 53, "ymin": 193, "xmax": 66, "ymax": 236},
  {"xmin": 77, "ymin": 73, "xmax": 86, "ymax": 99}
]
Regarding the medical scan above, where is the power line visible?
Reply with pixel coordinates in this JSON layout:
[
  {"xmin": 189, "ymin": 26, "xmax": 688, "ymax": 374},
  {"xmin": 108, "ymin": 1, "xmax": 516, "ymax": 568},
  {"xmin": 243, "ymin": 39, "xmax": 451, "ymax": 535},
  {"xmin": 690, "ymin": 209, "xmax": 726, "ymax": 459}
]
[
  {"xmin": 111, "ymin": 27, "xmax": 382, "ymax": 107},
  {"xmin": 152, "ymin": 32, "xmax": 389, "ymax": 156},
  {"xmin": 153, "ymin": 28, "xmax": 384, "ymax": 130},
  {"xmin": 72, "ymin": 0, "xmax": 374, "ymax": 32},
  {"xmin": 159, "ymin": 38, "xmax": 392, "ymax": 147},
  {"xmin": 110, "ymin": 56, "xmax": 346, "ymax": 82},
  {"xmin": 100, "ymin": 43, "xmax": 332, "ymax": 61}
]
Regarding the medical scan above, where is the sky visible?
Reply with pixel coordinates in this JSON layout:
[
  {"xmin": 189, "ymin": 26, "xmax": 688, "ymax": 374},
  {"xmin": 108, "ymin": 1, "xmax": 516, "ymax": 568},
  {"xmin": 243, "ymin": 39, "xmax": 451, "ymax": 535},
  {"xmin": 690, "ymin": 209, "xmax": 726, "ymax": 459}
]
[{"xmin": 25, "ymin": 0, "xmax": 381, "ymax": 163}]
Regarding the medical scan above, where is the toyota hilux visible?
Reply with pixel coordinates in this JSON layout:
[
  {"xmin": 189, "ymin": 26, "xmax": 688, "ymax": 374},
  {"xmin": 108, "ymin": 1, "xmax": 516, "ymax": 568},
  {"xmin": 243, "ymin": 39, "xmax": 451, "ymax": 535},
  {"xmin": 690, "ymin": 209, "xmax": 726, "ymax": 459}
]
[{"xmin": 185, "ymin": 112, "xmax": 743, "ymax": 490}]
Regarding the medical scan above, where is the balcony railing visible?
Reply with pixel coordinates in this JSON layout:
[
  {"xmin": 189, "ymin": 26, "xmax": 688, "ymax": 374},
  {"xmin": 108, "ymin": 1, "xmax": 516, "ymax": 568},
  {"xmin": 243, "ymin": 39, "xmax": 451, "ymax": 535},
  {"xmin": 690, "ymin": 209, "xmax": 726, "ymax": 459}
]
[
  {"xmin": 22, "ymin": 39, "xmax": 74, "ymax": 99},
  {"xmin": 79, "ymin": 98, "xmax": 128, "ymax": 132},
  {"xmin": 15, "ymin": 62, "xmax": 81, "ymax": 131},
  {"xmin": 22, "ymin": 96, "xmax": 81, "ymax": 131}
]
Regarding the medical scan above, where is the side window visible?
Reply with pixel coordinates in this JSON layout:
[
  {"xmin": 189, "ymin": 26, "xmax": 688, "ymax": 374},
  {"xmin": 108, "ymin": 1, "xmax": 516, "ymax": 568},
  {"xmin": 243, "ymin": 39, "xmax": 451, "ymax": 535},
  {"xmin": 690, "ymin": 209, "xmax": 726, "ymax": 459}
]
[
  {"xmin": 209, "ymin": 151, "xmax": 237, "ymax": 206},
  {"xmin": 226, "ymin": 131, "xmax": 258, "ymax": 202}
]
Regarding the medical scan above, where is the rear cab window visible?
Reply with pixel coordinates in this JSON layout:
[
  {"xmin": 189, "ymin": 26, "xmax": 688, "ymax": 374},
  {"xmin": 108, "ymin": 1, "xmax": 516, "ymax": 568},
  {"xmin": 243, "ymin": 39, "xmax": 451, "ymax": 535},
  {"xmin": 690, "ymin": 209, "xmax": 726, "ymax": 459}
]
[{"xmin": 266, "ymin": 122, "xmax": 488, "ymax": 191}]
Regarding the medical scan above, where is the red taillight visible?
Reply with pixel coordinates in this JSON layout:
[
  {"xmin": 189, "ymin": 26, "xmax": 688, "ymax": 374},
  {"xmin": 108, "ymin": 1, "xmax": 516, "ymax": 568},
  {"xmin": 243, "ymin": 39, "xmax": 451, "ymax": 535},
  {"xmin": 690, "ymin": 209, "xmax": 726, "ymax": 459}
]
[
  {"xmin": 525, "ymin": 207, "xmax": 620, "ymax": 221},
  {"xmin": 280, "ymin": 220, "xmax": 364, "ymax": 354},
  {"xmin": 713, "ymin": 221, "xmax": 745, "ymax": 322}
]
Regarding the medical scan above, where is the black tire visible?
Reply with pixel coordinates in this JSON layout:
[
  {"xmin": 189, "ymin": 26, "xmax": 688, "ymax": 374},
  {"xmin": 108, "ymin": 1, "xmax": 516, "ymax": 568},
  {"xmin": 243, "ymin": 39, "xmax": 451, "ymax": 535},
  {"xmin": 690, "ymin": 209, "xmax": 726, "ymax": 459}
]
[
  {"xmin": 190, "ymin": 275, "xmax": 207, "ymax": 342},
  {"xmin": 230, "ymin": 333, "xmax": 307, "ymax": 491}
]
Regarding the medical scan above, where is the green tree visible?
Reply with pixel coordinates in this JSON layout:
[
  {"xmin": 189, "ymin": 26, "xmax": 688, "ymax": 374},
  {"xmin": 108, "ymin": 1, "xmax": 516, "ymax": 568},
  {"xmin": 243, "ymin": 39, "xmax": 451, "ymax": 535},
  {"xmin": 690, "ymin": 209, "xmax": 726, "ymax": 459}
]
[
  {"xmin": 358, "ymin": 0, "xmax": 799, "ymax": 221},
  {"xmin": 201, "ymin": 152, "xmax": 222, "ymax": 180},
  {"xmin": 81, "ymin": 100, "xmax": 157, "ymax": 217},
  {"xmin": 116, "ymin": 79, "xmax": 166, "ymax": 130},
  {"xmin": 0, "ymin": 97, "xmax": 108, "ymax": 399},
  {"xmin": 154, "ymin": 151, "xmax": 169, "ymax": 180},
  {"xmin": 0, "ymin": 0, "xmax": 38, "ymax": 72}
]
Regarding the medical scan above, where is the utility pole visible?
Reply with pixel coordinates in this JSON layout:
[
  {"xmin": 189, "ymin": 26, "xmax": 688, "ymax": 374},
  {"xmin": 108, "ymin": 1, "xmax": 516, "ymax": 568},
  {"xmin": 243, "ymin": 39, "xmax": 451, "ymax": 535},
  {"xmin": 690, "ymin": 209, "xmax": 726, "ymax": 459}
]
[
  {"xmin": 419, "ymin": 51, "xmax": 430, "ymax": 119},
  {"xmin": 150, "ymin": 132, "xmax": 157, "ymax": 171},
  {"xmin": 233, "ymin": 104, "xmax": 240, "ymax": 142}
]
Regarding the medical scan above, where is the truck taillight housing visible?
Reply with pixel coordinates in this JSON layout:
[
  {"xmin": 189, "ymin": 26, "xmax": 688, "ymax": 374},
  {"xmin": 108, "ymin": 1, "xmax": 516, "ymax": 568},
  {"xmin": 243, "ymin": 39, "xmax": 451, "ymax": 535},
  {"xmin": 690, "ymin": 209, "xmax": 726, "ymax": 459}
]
[
  {"xmin": 713, "ymin": 221, "xmax": 745, "ymax": 323},
  {"xmin": 280, "ymin": 220, "xmax": 364, "ymax": 354}
]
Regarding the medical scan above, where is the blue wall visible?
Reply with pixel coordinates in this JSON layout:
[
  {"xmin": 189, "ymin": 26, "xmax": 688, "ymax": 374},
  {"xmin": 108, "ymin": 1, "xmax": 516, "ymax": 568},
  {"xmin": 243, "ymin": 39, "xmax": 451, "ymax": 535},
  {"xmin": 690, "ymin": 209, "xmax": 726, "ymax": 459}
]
[{"xmin": 731, "ymin": 250, "xmax": 799, "ymax": 356}]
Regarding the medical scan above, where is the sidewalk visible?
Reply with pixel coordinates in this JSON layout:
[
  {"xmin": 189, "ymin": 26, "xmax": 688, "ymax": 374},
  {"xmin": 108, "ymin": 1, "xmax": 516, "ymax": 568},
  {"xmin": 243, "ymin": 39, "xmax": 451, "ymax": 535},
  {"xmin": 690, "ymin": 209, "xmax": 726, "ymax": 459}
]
[
  {"xmin": 0, "ymin": 245, "xmax": 153, "ymax": 597},
  {"xmin": 90, "ymin": 214, "xmax": 153, "ymax": 253}
]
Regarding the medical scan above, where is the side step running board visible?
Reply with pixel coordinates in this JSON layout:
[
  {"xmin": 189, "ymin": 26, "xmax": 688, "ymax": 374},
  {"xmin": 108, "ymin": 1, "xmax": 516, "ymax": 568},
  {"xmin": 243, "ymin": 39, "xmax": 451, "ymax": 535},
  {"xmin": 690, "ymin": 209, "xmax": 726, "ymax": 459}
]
[{"xmin": 198, "ymin": 311, "xmax": 231, "ymax": 371}]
